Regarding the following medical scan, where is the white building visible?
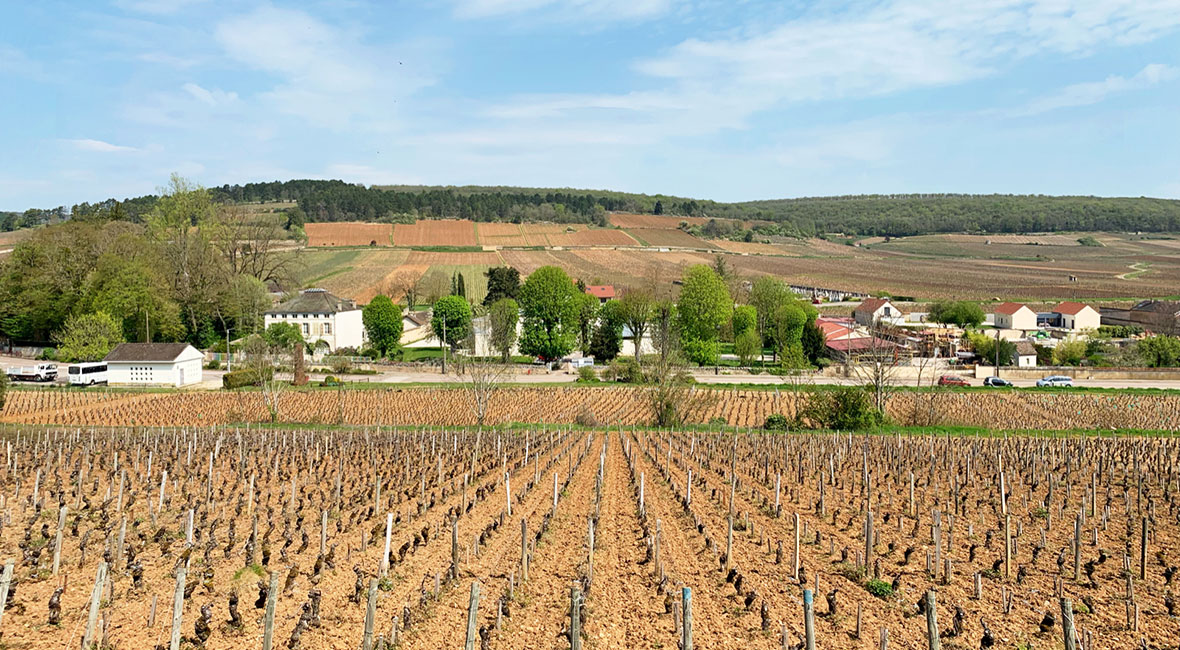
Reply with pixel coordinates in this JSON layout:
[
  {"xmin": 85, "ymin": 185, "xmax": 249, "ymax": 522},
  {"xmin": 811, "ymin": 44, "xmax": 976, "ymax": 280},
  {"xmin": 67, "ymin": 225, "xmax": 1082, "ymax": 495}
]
[
  {"xmin": 263, "ymin": 288, "xmax": 364, "ymax": 352},
  {"xmin": 1053, "ymin": 302, "xmax": 1101, "ymax": 332},
  {"xmin": 1013, "ymin": 341, "xmax": 1038, "ymax": 367},
  {"xmin": 853, "ymin": 298, "xmax": 901, "ymax": 327},
  {"xmin": 104, "ymin": 343, "xmax": 204, "ymax": 387},
  {"xmin": 993, "ymin": 302, "xmax": 1037, "ymax": 331}
]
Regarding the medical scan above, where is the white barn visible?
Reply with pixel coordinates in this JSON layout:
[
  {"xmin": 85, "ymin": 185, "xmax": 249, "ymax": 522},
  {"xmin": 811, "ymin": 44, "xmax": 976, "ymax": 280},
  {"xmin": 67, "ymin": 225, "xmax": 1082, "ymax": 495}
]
[{"xmin": 104, "ymin": 343, "xmax": 204, "ymax": 387}]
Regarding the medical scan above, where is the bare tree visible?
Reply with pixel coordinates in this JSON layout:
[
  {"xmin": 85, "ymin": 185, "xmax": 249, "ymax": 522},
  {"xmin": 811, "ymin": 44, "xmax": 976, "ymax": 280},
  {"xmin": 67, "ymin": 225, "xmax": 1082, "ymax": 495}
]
[
  {"xmin": 214, "ymin": 204, "xmax": 296, "ymax": 287},
  {"xmin": 457, "ymin": 356, "xmax": 509, "ymax": 427},
  {"xmin": 851, "ymin": 319, "xmax": 903, "ymax": 415},
  {"xmin": 242, "ymin": 335, "xmax": 288, "ymax": 422}
]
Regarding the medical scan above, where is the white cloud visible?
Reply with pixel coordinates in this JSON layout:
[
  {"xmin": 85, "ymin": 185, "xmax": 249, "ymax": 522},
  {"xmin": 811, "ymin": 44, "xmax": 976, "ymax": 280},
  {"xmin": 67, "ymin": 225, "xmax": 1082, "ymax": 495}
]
[
  {"xmin": 453, "ymin": 0, "xmax": 675, "ymax": 21},
  {"xmin": 1015, "ymin": 63, "xmax": 1178, "ymax": 115},
  {"xmin": 113, "ymin": 0, "xmax": 208, "ymax": 15},
  {"xmin": 214, "ymin": 6, "xmax": 435, "ymax": 130},
  {"xmin": 182, "ymin": 82, "xmax": 239, "ymax": 107},
  {"xmin": 481, "ymin": 0, "xmax": 1180, "ymax": 138},
  {"xmin": 62, "ymin": 139, "xmax": 141, "ymax": 153}
]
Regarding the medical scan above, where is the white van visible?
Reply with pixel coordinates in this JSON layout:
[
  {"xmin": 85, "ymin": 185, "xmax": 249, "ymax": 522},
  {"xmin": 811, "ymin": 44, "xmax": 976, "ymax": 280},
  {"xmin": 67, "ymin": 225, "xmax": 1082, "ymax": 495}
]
[
  {"xmin": 67, "ymin": 362, "xmax": 109, "ymax": 386},
  {"xmin": 564, "ymin": 357, "xmax": 595, "ymax": 368}
]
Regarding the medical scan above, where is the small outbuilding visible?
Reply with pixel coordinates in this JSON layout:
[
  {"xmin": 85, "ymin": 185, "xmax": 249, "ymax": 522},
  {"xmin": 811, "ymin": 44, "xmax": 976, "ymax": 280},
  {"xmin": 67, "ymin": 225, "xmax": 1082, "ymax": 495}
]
[
  {"xmin": 1052, "ymin": 301, "xmax": 1100, "ymax": 332},
  {"xmin": 852, "ymin": 298, "xmax": 899, "ymax": 327},
  {"xmin": 993, "ymin": 302, "xmax": 1037, "ymax": 331},
  {"xmin": 104, "ymin": 343, "xmax": 204, "ymax": 387},
  {"xmin": 1013, "ymin": 340, "xmax": 1038, "ymax": 368}
]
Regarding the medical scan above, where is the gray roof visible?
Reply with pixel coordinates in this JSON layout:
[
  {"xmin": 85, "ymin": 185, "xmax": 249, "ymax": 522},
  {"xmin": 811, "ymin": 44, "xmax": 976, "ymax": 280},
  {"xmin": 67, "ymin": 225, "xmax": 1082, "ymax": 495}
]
[
  {"xmin": 105, "ymin": 343, "xmax": 195, "ymax": 363},
  {"xmin": 1014, "ymin": 341, "xmax": 1037, "ymax": 356},
  {"xmin": 1132, "ymin": 300, "xmax": 1180, "ymax": 315},
  {"xmin": 267, "ymin": 288, "xmax": 357, "ymax": 315}
]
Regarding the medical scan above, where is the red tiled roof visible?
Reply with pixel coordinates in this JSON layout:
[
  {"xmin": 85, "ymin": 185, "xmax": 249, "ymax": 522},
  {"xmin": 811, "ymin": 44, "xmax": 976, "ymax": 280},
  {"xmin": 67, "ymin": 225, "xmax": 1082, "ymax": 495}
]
[
  {"xmin": 993, "ymin": 302, "xmax": 1029, "ymax": 316},
  {"xmin": 585, "ymin": 285, "xmax": 615, "ymax": 299},
  {"xmin": 853, "ymin": 298, "xmax": 890, "ymax": 314},
  {"xmin": 826, "ymin": 337, "xmax": 895, "ymax": 352},
  {"xmin": 1053, "ymin": 301, "xmax": 1091, "ymax": 315}
]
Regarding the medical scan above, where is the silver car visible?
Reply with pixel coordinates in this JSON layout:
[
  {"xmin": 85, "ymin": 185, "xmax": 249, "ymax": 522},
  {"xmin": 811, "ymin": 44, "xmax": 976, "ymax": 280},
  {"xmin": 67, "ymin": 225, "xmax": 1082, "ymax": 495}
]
[{"xmin": 1036, "ymin": 375, "xmax": 1073, "ymax": 387}]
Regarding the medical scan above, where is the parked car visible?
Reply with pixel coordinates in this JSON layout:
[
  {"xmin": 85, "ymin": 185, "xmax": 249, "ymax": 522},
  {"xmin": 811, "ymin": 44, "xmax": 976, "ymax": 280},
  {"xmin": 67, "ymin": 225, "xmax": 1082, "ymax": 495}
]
[
  {"xmin": 937, "ymin": 375, "xmax": 970, "ymax": 387},
  {"xmin": 982, "ymin": 377, "xmax": 1012, "ymax": 387},
  {"xmin": 1036, "ymin": 375, "xmax": 1074, "ymax": 388}
]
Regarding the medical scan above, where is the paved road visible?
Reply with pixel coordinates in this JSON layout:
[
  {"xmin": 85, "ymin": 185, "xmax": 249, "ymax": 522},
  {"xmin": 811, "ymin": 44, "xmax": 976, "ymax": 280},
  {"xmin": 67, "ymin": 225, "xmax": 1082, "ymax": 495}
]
[{"xmin": 4, "ymin": 354, "xmax": 1177, "ymax": 390}]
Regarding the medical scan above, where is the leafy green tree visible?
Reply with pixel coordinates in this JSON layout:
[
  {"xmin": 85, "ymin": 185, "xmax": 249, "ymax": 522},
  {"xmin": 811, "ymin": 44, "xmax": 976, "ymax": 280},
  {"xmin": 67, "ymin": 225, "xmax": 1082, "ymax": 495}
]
[
  {"xmin": 802, "ymin": 320, "xmax": 826, "ymax": 365},
  {"xmin": 0, "ymin": 370, "xmax": 8, "ymax": 410},
  {"xmin": 735, "ymin": 328, "xmax": 761, "ymax": 366},
  {"xmin": 770, "ymin": 302, "xmax": 808, "ymax": 367},
  {"xmin": 1136, "ymin": 335, "xmax": 1180, "ymax": 367},
  {"xmin": 432, "ymin": 295, "xmax": 472, "ymax": 351},
  {"xmin": 362, "ymin": 295, "xmax": 404, "ymax": 358},
  {"xmin": 264, "ymin": 322, "xmax": 304, "ymax": 349},
  {"xmin": 54, "ymin": 311, "xmax": 125, "ymax": 362},
  {"xmin": 517, "ymin": 266, "xmax": 579, "ymax": 361},
  {"xmin": 575, "ymin": 292, "xmax": 599, "ymax": 355},
  {"xmin": 483, "ymin": 267, "xmax": 521, "ymax": 306},
  {"xmin": 79, "ymin": 253, "xmax": 184, "ymax": 342},
  {"xmin": 732, "ymin": 305, "xmax": 756, "ymax": 338},
  {"xmin": 619, "ymin": 288, "xmax": 654, "ymax": 361},
  {"xmin": 1053, "ymin": 339, "xmax": 1088, "ymax": 366},
  {"xmin": 488, "ymin": 298, "xmax": 520, "ymax": 362},
  {"xmin": 750, "ymin": 276, "xmax": 791, "ymax": 356},
  {"xmin": 968, "ymin": 331, "xmax": 1016, "ymax": 366},
  {"xmin": 928, "ymin": 300, "xmax": 985, "ymax": 328},
  {"xmin": 653, "ymin": 200, "xmax": 664, "ymax": 215},
  {"xmin": 676, "ymin": 265, "xmax": 731, "ymax": 366},
  {"xmin": 589, "ymin": 299, "xmax": 624, "ymax": 362}
]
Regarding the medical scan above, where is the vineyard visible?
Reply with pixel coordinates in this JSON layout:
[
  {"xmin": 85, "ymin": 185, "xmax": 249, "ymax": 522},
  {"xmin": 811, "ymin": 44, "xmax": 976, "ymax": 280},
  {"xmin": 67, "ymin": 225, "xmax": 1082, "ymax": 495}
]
[
  {"xmin": 3, "ymin": 387, "xmax": 1180, "ymax": 431},
  {"xmin": 0, "ymin": 424, "xmax": 1176, "ymax": 649}
]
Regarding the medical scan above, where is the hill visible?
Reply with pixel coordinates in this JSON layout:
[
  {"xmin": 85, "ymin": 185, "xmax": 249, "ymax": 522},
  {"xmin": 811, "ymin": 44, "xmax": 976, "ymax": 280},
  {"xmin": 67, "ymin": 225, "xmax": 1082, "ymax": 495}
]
[{"xmin": 4, "ymin": 180, "xmax": 1180, "ymax": 238}]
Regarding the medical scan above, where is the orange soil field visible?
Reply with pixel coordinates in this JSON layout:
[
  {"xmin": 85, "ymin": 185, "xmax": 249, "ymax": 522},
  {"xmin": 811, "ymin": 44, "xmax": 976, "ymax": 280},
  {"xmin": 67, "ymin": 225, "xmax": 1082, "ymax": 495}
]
[
  {"xmin": 3, "ymin": 387, "xmax": 1179, "ymax": 430},
  {"xmin": 315, "ymin": 250, "xmax": 411, "ymax": 304},
  {"xmin": 306, "ymin": 222, "xmax": 392, "ymax": 247},
  {"xmin": 393, "ymin": 220, "xmax": 477, "ymax": 247},
  {"xmin": 475, "ymin": 223, "xmax": 533, "ymax": 247},
  {"xmin": 546, "ymin": 228, "xmax": 638, "ymax": 247},
  {"xmin": 707, "ymin": 240, "xmax": 789, "ymax": 255},
  {"xmin": 1, "ymin": 425, "xmax": 1176, "ymax": 650},
  {"xmin": 625, "ymin": 228, "xmax": 717, "ymax": 249}
]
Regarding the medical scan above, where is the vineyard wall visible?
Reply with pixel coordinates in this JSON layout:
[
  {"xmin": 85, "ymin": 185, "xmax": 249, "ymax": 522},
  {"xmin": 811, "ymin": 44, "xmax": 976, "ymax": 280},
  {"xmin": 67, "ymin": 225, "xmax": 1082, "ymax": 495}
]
[
  {"xmin": 973, "ymin": 365, "xmax": 1180, "ymax": 380},
  {"xmin": 2, "ymin": 386, "xmax": 1178, "ymax": 430}
]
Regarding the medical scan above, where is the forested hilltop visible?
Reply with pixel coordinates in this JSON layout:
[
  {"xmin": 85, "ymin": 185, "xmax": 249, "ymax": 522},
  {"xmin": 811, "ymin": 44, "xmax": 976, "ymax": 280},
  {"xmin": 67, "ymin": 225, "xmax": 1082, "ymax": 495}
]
[{"xmin": 4, "ymin": 179, "xmax": 1179, "ymax": 236}]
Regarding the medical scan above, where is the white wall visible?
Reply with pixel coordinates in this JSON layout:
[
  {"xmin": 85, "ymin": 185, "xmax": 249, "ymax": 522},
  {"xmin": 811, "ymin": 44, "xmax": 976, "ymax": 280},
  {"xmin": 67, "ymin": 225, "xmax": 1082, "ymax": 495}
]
[
  {"xmin": 108, "ymin": 358, "xmax": 202, "ymax": 387},
  {"xmin": 264, "ymin": 309, "xmax": 365, "ymax": 352}
]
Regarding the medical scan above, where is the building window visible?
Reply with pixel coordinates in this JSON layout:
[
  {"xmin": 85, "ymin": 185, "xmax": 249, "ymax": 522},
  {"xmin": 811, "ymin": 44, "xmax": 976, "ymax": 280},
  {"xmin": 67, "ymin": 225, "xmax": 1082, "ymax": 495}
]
[
  {"xmin": 302, "ymin": 322, "xmax": 310, "ymax": 335},
  {"xmin": 323, "ymin": 322, "xmax": 331, "ymax": 335}
]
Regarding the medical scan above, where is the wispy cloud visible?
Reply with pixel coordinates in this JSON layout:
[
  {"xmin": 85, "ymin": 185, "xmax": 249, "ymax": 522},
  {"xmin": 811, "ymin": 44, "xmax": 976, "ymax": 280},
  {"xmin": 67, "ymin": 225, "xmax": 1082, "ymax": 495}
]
[
  {"xmin": 182, "ymin": 82, "xmax": 239, "ymax": 108},
  {"xmin": 214, "ymin": 6, "xmax": 435, "ymax": 130},
  {"xmin": 62, "ymin": 138, "xmax": 141, "ymax": 153},
  {"xmin": 482, "ymin": 0, "xmax": 1180, "ymax": 138},
  {"xmin": 452, "ymin": 0, "xmax": 675, "ymax": 21},
  {"xmin": 1015, "ymin": 63, "xmax": 1178, "ymax": 116}
]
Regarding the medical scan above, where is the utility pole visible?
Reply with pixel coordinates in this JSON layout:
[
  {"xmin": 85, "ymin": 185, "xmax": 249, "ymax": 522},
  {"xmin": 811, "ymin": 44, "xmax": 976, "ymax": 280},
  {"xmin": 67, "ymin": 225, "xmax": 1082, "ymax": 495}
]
[
  {"xmin": 994, "ymin": 327, "xmax": 1000, "ymax": 379},
  {"xmin": 441, "ymin": 313, "xmax": 448, "ymax": 374}
]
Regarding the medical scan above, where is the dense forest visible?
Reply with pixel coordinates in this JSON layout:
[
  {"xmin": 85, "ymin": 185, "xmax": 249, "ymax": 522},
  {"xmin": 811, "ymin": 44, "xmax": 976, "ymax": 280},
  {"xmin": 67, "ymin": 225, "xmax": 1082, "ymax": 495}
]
[{"xmin": 5, "ymin": 180, "xmax": 1180, "ymax": 237}]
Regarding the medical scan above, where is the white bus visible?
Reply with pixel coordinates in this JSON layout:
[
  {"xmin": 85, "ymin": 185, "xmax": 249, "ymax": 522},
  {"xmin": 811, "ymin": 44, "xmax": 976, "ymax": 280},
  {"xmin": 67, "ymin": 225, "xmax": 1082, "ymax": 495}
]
[{"xmin": 67, "ymin": 362, "xmax": 108, "ymax": 386}]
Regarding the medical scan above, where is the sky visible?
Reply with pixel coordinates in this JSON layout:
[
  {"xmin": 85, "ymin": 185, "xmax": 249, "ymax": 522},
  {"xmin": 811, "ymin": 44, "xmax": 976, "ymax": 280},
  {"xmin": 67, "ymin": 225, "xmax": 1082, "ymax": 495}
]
[{"xmin": 2, "ymin": 0, "xmax": 1180, "ymax": 210}]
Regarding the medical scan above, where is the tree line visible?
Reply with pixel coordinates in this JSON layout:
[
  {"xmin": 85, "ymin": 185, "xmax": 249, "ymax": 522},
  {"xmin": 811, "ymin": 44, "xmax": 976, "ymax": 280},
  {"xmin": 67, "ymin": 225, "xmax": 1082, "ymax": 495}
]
[{"xmin": 8, "ymin": 180, "xmax": 1179, "ymax": 240}]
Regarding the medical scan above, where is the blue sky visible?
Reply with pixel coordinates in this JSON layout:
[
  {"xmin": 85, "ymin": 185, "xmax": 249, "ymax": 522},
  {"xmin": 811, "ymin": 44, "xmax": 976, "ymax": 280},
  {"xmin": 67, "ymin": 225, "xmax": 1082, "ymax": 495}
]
[{"xmin": 2, "ymin": 0, "xmax": 1180, "ymax": 210}]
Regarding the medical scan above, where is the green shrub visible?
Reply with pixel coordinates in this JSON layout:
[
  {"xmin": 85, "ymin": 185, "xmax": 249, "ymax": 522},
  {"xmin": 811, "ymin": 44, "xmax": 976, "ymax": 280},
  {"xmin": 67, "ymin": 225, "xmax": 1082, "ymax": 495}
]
[
  {"xmin": 222, "ymin": 367, "xmax": 274, "ymax": 390},
  {"xmin": 865, "ymin": 579, "xmax": 893, "ymax": 599},
  {"xmin": 833, "ymin": 562, "xmax": 866, "ymax": 582},
  {"xmin": 577, "ymin": 366, "xmax": 598, "ymax": 382},
  {"xmin": 764, "ymin": 413, "xmax": 790, "ymax": 431},
  {"xmin": 204, "ymin": 360, "xmax": 221, "ymax": 370},
  {"xmin": 603, "ymin": 357, "xmax": 644, "ymax": 383},
  {"xmin": 1077, "ymin": 235, "xmax": 1102, "ymax": 247},
  {"xmin": 800, "ymin": 387, "xmax": 884, "ymax": 430},
  {"xmin": 321, "ymin": 375, "xmax": 341, "ymax": 387}
]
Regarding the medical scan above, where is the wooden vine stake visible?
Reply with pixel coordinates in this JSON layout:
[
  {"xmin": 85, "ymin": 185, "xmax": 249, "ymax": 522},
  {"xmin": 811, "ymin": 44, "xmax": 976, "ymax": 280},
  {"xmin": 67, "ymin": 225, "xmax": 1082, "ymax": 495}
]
[
  {"xmin": 1061, "ymin": 597, "xmax": 1078, "ymax": 650},
  {"xmin": 83, "ymin": 561, "xmax": 107, "ymax": 650},
  {"xmin": 681, "ymin": 587, "xmax": 693, "ymax": 650},
  {"xmin": 169, "ymin": 565, "xmax": 186, "ymax": 650},
  {"xmin": 0, "ymin": 561, "xmax": 13, "ymax": 632},
  {"xmin": 464, "ymin": 582, "xmax": 480, "ymax": 650},
  {"xmin": 262, "ymin": 571, "xmax": 279, "ymax": 650},
  {"xmin": 802, "ymin": 589, "xmax": 816, "ymax": 650},
  {"xmin": 362, "ymin": 578, "xmax": 378, "ymax": 650},
  {"xmin": 570, "ymin": 585, "xmax": 583, "ymax": 650},
  {"xmin": 924, "ymin": 591, "xmax": 939, "ymax": 650}
]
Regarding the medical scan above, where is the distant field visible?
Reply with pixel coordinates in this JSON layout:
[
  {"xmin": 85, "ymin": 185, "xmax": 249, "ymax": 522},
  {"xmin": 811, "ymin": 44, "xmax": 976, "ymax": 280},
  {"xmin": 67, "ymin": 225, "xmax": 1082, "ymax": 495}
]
[
  {"xmin": 298, "ymin": 228, "xmax": 1180, "ymax": 303},
  {"xmin": 305, "ymin": 222, "xmax": 392, "ymax": 247},
  {"xmin": 393, "ymin": 219, "xmax": 477, "ymax": 247},
  {"xmin": 625, "ymin": 228, "xmax": 716, "ymax": 249}
]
